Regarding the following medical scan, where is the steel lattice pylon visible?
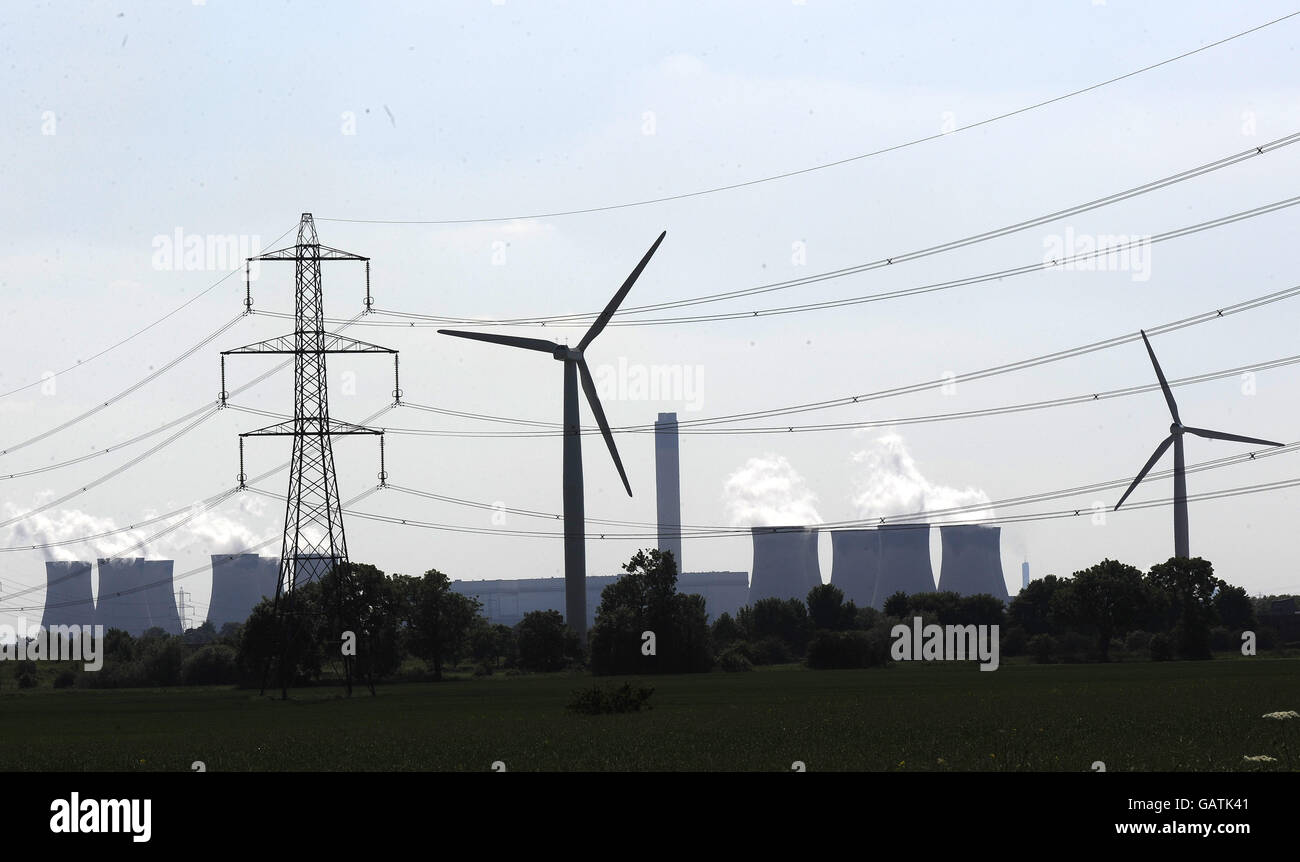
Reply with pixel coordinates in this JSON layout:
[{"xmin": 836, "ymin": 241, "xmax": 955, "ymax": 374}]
[{"xmin": 221, "ymin": 212, "xmax": 399, "ymax": 696}]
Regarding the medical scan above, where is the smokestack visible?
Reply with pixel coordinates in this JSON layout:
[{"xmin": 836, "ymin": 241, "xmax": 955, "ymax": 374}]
[
  {"xmin": 829, "ymin": 529, "xmax": 880, "ymax": 607},
  {"xmin": 142, "ymin": 559, "xmax": 183, "ymax": 635},
  {"xmin": 94, "ymin": 558, "xmax": 148, "ymax": 636},
  {"xmin": 748, "ymin": 526, "xmax": 820, "ymax": 605},
  {"xmin": 936, "ymin": 525, "xmax": 1008, "ymax": 600},
  {"xmin": 870, "ymin": 524, "xmax": 935, "ymax": 609},
  {"xmin": 655, "ymin": 412, "xmax": 683, "ymax": 573},
  {"xmin": 40, "ymin": 561, "xmax": 95, "ymax": 631},
  {"xmin": 208, "ymin": 554, "xmax": 279, "ymax": 629},
  {"xmin": 1021, "ymin": 561, "xmax": 1030, "ymax": 591}
]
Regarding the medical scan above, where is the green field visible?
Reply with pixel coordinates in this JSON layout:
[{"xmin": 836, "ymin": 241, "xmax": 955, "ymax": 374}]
[{"xmin": 2, "ymin": 658, "xmax": 1297, "ymax": 771}]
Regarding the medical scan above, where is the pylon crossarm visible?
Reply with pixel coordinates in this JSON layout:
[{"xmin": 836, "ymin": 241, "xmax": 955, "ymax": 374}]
[
  {"xmin": 241, "ymin": 418, "xmax": 384, "ymax": 437},
  {"xmin": 250, "ymin": 244, "xmax": 369, "ymax": 262},
  {"xmin": 223, "ymin": 334, "xmax": 396, "ymax": 355}
]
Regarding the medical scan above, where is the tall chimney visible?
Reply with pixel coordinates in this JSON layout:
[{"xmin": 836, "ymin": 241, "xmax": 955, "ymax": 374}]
[
  {"xmin": 654, "ymin": 412, "xmax": 683, "ymax": 573},
  {"xmin": 1021, "ymin": 561, "xmax": 1030, "ymax": 591}
]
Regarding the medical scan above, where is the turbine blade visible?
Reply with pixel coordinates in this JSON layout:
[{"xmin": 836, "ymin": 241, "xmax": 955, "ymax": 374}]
[
  {"xmin": 1114, "ymin": 434, "xmax": 1174, "ymax": 510},
  {"xmin": 578, "ymin": 231, "xmax": 667, "ymax": 352},
  {"xmin": 1139, "ymin": 330, "xmax": 1181, "ymax": 424},
  {"xmin": 437, "ymin": 329, "xmax": 560, "ymax": 354},
  {"xmin": 577, "ymin": 359, "xmax": 632, "ymax": 496},
  {"xmin": 1182, "ymin": 426, "xmax": 1284, "ymax": 447}
]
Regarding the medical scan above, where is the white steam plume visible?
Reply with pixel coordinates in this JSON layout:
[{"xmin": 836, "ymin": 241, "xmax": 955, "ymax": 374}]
[{"xmin": 723, "ymin": 453, "xmax": 823, "ymax": 527}]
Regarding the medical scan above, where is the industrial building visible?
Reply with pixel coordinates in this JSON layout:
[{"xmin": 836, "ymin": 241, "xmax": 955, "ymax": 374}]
[
  {"xmin": 39, "ymin": 560, "xmax": 95, "ymax": 631},
  {"xmin": 869, "ymin": 524, "xmax": 935, "ymax": 609},
  {"xmin": 451, "ymin": 570, "xmax": 749, "ymax": 628},
  {"xmin": 748, "ymin": 526, "xmax": 821, "ymax": 605},
  {"xmin": 829, "ymin": 529, "xmax": 881, "ymax": 608},
  {"xmin": 936, "ymin": 525, "xmax": 1008, "ymax": 600},
  {"xmin": 207, "ymin": 554, "xmax": 279, "ymax": 629}
]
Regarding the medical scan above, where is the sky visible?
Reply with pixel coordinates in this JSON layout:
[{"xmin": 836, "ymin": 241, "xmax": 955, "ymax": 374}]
[{"xmin": 2, "ymin": 0, "xmax": 1299, "ymax": 631}]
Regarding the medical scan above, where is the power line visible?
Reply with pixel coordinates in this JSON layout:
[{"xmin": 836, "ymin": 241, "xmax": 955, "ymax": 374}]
[
  {"xmin": 367, "ymin": 131, "xmax": 1300, "ymax": 324},
  {"xmin": 315, "ymin": 11, "xmax": 1300, "ymax": 225},
  {"xmin": 0, "ymin": 224, "xmax": 297, "ymax": 401},
  {"xmin": 271, "ymin": 350, "xmax": 1298, "ymax": 438},
  {"xmin": 355, "ymin": 195, "xmax": 1300, "ymax": 328}
]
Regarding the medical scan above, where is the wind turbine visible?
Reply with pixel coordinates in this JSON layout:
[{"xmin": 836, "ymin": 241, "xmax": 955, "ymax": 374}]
[
  {"xmin": 1114, "ymin": 330, "xmax": 1282, "ymax": 558},
  {"xmin": 439, "ymin": 231, "xmax": 666, "ymax": 642}
]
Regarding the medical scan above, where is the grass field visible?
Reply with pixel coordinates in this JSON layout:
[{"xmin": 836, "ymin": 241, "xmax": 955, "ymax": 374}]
[{"xmin": 1, "ymin": 657, "xmax": 1297, "ymax": 771}]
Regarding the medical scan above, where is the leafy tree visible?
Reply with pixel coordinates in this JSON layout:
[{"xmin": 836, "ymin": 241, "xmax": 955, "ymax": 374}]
[
  {"xmin": 1147, "ymin": 557, "xmax": 1222, "ymax": 660},
  {"xmin": 710, "ymin": 612, "xmax": 745, "ymax": 649},
  {"xmin": 1213, "ymin": 583, "xmax": 1256, "ymax": 632},
  {"xmin": 882, "ymin": 591, "xmax": 910, "ymax": 619},
  {"xmin": 320, "ymin": 562, "xmax": 402, "ymax": 695},
  {"xmin": 183, "ymin": 620, "xmax": 218, "ymax": 646},
  {"xmin": 589, "ymin": 549, "xmax": 711, "ymax": 674},
  {"xmin": 515, "ymin": 609, "xmax": 582, "ymax": 672},
  {"xmin": 1053, "ymin": 559, "xmax": 1147, "ymax": 661},
  {"xmin": 400, "ymin": 570, "xmax": 482, "ymax": 680},
  {"xmin": 1008, "ymin": 575, "xmax": 1068, "ymax": 635},
  {"xmin": 738, "ymin": 597, "xmax": 812, "ymax": 657},
  {"xmin": 806, "ymin": 583, "xmax": 857, "ymax": 631}
]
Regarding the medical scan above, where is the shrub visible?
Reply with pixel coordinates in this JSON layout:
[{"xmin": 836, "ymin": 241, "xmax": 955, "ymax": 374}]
[
  {"xmin": 749, "ymin": 635, "xmax": 792, "ymax": 666},
  {"xmin": 181, "ymin": 644, "xmax": 238, "ymax": 686},
  {"xmin": 1001, "ymin": 626, "xmax": 1027, "ymax": 657},
  {"xmin": 53, "ymin": 670, "xmax": 77, "ymax": 689},
  {"xmin": 473, "ymin": 661, "xmax": 494, "ymax": 677},
  {"xmin": 806, "ymin": 630, "xmax": 889, "ymax": 669},
  {"xmin": 1125, "ymin": 630, "xmax": 1153, "ymax": 654},
  {"xmin": 1149, "ymin": 632, "xmax": 1174, "ymax": 661},
  {"xmin": 1209, "ymin": 626, "xmax": 1232, "ymax": 652},
  {"xmin": 15, "ymin": 660, "xmax": 38, "ymax": 689},
  {"xmin": 1028, "ymin": 634, "xmax": 1057, "ymax": 664},
  {"xmin": 1058, "ymin": 632, "xmax": 1093, "ymax": 663},
  {"xmin": 566, "ymin": 682, "xmax": 654, "ymax": 715},
  {"xmin": 717, "ymin": 646, "xmax": 753, "ymax": 673}
]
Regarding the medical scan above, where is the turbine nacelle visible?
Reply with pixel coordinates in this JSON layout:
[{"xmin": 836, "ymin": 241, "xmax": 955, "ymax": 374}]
[{"xmin": 553, "ymin": 346, "xmax": 583, "ymax": 362}]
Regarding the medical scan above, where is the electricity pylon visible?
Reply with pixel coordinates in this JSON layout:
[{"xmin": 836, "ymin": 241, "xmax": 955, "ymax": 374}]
[{"xmin": 222, "ymin": 213, "xmax": 398, "ymax": 697}]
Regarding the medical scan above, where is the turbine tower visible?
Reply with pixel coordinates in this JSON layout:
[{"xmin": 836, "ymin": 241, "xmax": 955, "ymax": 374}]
[
  {"xmin": 1114, "ymin": 330, "xmax": 1282, "ymax": 558},
  {"xmin": 439, "ymin": 231, "xmax": 666, "ymax": 642}
]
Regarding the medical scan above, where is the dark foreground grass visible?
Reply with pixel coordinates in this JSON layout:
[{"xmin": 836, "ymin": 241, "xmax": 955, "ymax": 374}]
[{"xmin": 1, "ymin": 658, "xmax": 1297, "ymax": 771}]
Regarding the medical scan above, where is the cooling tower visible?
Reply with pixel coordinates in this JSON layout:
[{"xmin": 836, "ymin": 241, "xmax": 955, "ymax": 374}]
[
  {"xmin": 654, "ymin": 412, "xmax": 684, "ymax": 572},
  {"xmin": 40, "ymin": 561, "xmax": 95, "ymax": 631},
  {"xmin": 94, "ymin": 558, "xmax": 150, "ymax": 635},
  {"xmin": 208, "ymin": 554, "xmax": 280, "ymax": 628},
  {"xmin": 937, "ymin": 525, "xmax": 1008, "ymax": 600},
  {"xmin": 748, "ymin": 527, "xmax": 821, "ymax": 605},
  {"xmin": 829, "ymin": 529, "xmax": 881, "ymax": 607},
  {"xmin": 870, "ymin": 524, "xmax": 935, "ymax": 609},
  {"xmin": 141, "ymin": 559, "xmax": 183, "ymax": 635}
]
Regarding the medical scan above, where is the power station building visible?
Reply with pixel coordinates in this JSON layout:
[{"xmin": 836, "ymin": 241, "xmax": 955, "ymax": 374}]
[
  {"xmin": 207, "ymin": 554, "xmax": 279, "ymax": 629},
  {"xmin": 869, "ymin": 524, "xmax": 935, "ymax": 609},
  {"xmin": 936, "ymin": 525, "xmax": 1008, "ymax": 600},
  {"xmin": 829, "ymin": 529, "xmax": 881, "ymax": 608},
  {"xmin": 450, "ymin": 570, "xmax": 748, "ymax": 628},
  {"xmin": 748, "ymin": 526, "xmax": 821, "ymax": 605},
  {"xmin": 40, "ymin": 560, "xmax": 95, "ymax": 631}
]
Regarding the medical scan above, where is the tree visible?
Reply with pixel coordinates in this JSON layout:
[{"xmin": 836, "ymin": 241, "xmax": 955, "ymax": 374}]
[
  {"xmin": 738, "ymin": 597, "xmax": 811, "ymax": 657},
  {"xmin": 516, "ymin": 610, "xmax": 582, "ymax": 672},
  {"xmin": 806, "ymin": 584, "xmax": 857, "ymax": 631},
  {"xmin": 400, "ymin": 570, "xmax": 482, "ymax": 681},
  {"xmin": 711, "ymin": 612, "xmax": 745, "ymax": 649},
  {"xmin": 589, "ymin": 548, "xmax": 711, "ymax": 674},
  {"xmin": 1213, "ymin": 583, "xmax": 1256, "ymax": 631},
  {"xmin": 1007, "ymin": 575, "xmax": 1068, "ymax": 635},
  {"xmin": 882, "ymin": 591, "xmax": 910, "ymax": 619},
  {"xmin": 1147, "ymin": 557, "xmax": 1222, "ymax": 660},
  {"xmin": 319, "ymin": 562, "xmax": 402, "ymax": 694},
  {"xmin": 183, "ymin": 620, "xmax": 217, "ymax": 646},
  {"xmin": 1054, "ymin": 559, "xmax": 1147, "ymax": 661}
]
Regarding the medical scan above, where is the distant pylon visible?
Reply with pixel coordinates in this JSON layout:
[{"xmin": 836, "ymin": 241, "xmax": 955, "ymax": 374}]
[{"xmin": 223, "ymin": 213, "xmax": 397, "ymax": 696}]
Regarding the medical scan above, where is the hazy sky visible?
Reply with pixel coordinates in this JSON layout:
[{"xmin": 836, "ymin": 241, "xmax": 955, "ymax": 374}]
[{"xmin": 2, "ymin": 0, "xmax": 1299, "ymax": 629}]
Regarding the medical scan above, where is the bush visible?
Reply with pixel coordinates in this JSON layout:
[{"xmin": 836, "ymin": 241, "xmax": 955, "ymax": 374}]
[
  {"xmin": 473, "ymin": 661, "xmax": 494, "ymax": 677},
  {"xmin": 1028, "ymin": 634, "xmax": 1057, "ymax": 664},
  {"xmin": 1057, "ymin": 632, "xmax": 1093, "ymax": 663},
  {"xmin": 717, "ymin": 646, "xmax": 753, "ymax": 673},
  {"xmin": 749, "ymin": 635, "xmax": 792, "ymax": 666},
  {"xmin": 1149, "ymin": 632, "xmax": 1174, "ymax": 661},
  {"xmin": 1001, "ymin": 626, "xmax": 1027, "ymax": 657},
  {"xmin": 1209, "ymin": 626, "xmax": 1232, "ymax": 652},
  {"xmin": 180, "ymin": 644, "xmax": 238, "ymax": 686},
  {"xmin": 566, "ymin": 682, "xmax": 654, "ymax": 715},
  {"xmin": 1124, "ymin": 630, "xmax": 1153, "ymax": 654},
  {"xmin": 53, "ymin": 670, "xmax": 77, "ymax": 689},
  {"xmin": 806, "ymin": 630, "xmax": 889, "ymax": 669},
  {"xmin": 15, "ymin": 660, "xmax": 38, "ymax": 689}
]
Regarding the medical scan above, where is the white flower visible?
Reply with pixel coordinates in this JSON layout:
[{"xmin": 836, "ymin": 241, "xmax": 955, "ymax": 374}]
[
  {"xmin": 1262, "ymin": 710, "xmax": 1299, "ymax": 720},
  {"xmin": 1243, "ymin": 755, "xmax": 1278, "ymax": 763}
]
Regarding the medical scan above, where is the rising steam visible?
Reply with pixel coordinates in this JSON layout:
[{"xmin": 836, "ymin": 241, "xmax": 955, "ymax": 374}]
[{"xmin": 723, "ymin": 453, "xmax": 823, "ymax": 526}]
